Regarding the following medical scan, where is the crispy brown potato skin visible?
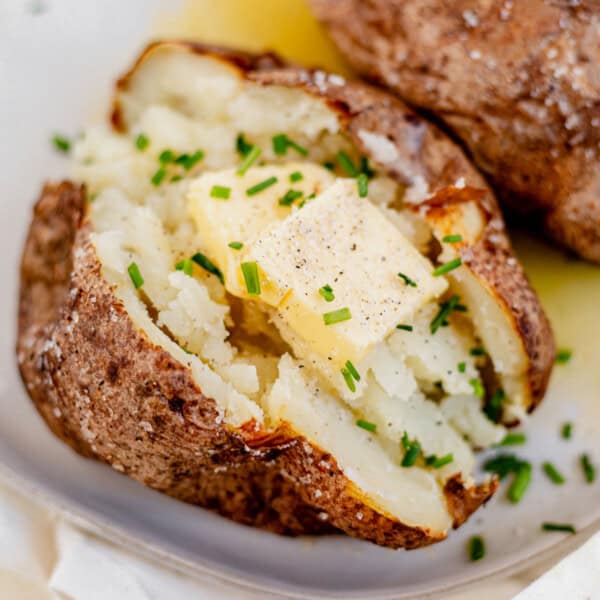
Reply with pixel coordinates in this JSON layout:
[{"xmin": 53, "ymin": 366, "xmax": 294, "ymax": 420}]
[
  {"xmin": 19, "ymin": 42, "xmax": 558, "ymax": 549},
  {"xmin": 311, "ymin": 0, "xmax": 600, "ymax": 262}
]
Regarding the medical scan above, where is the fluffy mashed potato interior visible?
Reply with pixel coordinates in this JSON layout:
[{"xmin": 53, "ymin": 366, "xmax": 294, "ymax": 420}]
[{"xmin": 74, "ymin": 47, "xmax": 505, "ymax": 533}]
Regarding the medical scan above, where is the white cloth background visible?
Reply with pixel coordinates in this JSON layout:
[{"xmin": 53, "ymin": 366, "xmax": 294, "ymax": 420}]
[{"xmin": 1, "ymin": 479, "xmax": 598, "ymax": 600}]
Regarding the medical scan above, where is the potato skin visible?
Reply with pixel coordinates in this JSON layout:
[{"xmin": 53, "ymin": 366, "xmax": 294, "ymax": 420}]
[{"xmin": 311, "ymin": 0, "xmax": 600, "ymax": 262}]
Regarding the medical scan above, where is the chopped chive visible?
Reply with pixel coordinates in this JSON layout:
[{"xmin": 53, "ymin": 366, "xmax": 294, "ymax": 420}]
[
  {"xmin": 401, "ymin": 432, "xmax": 421, "ymax": 467},
  {"xmin": 228, "ymin": 241, "xmax": 243, "ymax": 250},
  {"xmin": 508, "ymin": 461, "xmax": 532, "ymax": 503},
  {"xmin": 398, "ymin": 272, "xmax": 417, "ymax": 287},
  {"xmin": 359, "ymin": 156, "xmax": 376, "ymax": 178},
  {"xmin": 177, "ymin": 150, "xmax": 204, "ymax": 171},
  {"xmin": 159, "ymin": 149, "xmax": 175, "ymax": 164},
  {"xmin": 425, "ymin": 453, "xmax": 454, "ymax": 469},
  {"xmin": 127, "ymin": 262, "xmax": 144, "ymax": 289},
  {"xmin": 323, "ymin": 307, "xmax": 352, "ymax": 325},
  {"xmin": 485, "ymin": 388, "xmax": 505, "ymax": 423},
  {"xmin": 499, "ymin": 433, "xmax": 526, "ymax": 446},
  {"xmin": 210, "ymin": 185, "xmax": 231, "ymax": 200},
  {"xmin": 484, "ymin": 453, "xmax": 522, "ymax": 480},
  {"xmin": 457, "ymin": 361, "xmax": 467, "ymax": 373},
  {"xmin": 442, "ymin": 234, "xmax": 463, "ymax": 243},
  {"xmin": 323, "ymin": 161, "xmax": 335, "ymax": 171},
  {"xmin": 236, "ymin": 134, "xmax": 253, "ymax": 157},
  {"xmin": 470, "ymin": 347, "xmax": 485, "ymax": 356},
  {"xmin": 191, "ymin": 252, "xmax": 224, "ymax": 284},
  {"xmin": 396, "ymin": 324, "xmax": 413, "ymax": 332},
  {"xmin": 170, "ymin": 175, "xmax": 183, "ymax": 183},
  {"xmin": 430, "ymin": 295, "xmax": 459, "ymax": 333},
  {"xmin": 135, "ymin": 133, "xmax": 149, "ymax": 151},
  {"xmin": 336, "ymin": 151, "xmax": 359, "ymax": 176},
  {"xmin": 289, "ymin": 171, "xmax": 304, "ymax": 183},
  {"xmin": 175, "ymin": 258, "xmax": 194, "ymax": 276},
  {"xmin": 561, "ymin": 422, "xmax": 573, "ymax": 440},
  {"xmin": 356, "ymin": 419, "xmax": 376, "ymax": 433},
  {"xmin": 357, "ymin": 173, "xmax": 369, "ymax": 198},
  {"xmin": 241, "ymin": 261, "xmax": 261, "ymax": 296},
  {"xmin": 278, "ymin": 189, "xmax": 303, "ymax": 206},
  {"xmin": 454, "ymin": 303, "xmax": 468, "ymax": 312},
  {"xmin": 151, "ymin": 167, "xmax": 167, "ymax": 186},
  {"xmin": 542, "ymin": 523, "xmax": 576, "ymax": 534},
  {"xmin": 272, "ymin": 134, "xmax": 308, "ymax": 157},
  {"xmin": 345, "ymin": 360, "xmax": 361, "ymax": 381},
  {"xmin": 318, "ymin": 284, "xmax": 335, "ymax": 302},
  {"xmin": 433, "ymin": 257, "xmax": 463, "ymax": 276},
  {"xmin": 52, "ymin": 134, "xmax": 71, "ymax": 153},
  {"xmin": 581, "ymin": 454, "xmax": 596, "ymax": 483},
  {"xmin": 556, "ymin": 349, "xmax": 572, "ymax": 364},
  {"xmin": 287, "ymin": 138, "xmax": 308, "ymax": 156},
  {"xmin": 237, "ymin": 146, "xmax": 262, "ymax": 176},
  {"xmin": 470, "ymin": 378, "xmax": 485, "ymax": 398},
  {"xmin": 342, "ymin": 368, "xmax": 356, "ymax": 393},
  {"xmin": 246, "ymin": 176, "xmax": 278, "ymax": 196},
  {"xmin": 543, "ymin": 462, "xmax": 565, "ymax": 485},
  {"xmin": 469, "ymin": 536, "xmax": 485, "ymax": 561}
]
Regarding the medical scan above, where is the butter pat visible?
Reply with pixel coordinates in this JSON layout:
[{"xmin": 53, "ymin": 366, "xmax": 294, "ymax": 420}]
[
  {"xmin": 187, "ymin": 163, "xmax": 334, "ymax": 294},
  {"xmin": 247, "ymin": 180, "xmax": 447, "ymax": 366}
]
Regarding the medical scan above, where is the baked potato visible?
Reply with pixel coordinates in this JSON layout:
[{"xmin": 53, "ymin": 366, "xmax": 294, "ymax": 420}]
[
  {"xmin": 17, "ymin": 41, "xmax": 554, "ymax": 549},
  {"xmin": 311, "ymin": 0, "xmax": 600, "ymax": 262}
]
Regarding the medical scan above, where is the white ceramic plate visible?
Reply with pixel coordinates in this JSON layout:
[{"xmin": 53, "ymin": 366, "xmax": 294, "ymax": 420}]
[{"xmin": 2, "ymin": 1, "xmax": 600, "ymax": 598}]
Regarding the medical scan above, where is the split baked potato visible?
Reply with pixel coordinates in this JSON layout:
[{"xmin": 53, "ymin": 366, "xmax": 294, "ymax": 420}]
[
  {"xmin": 17, "ymin": 42, "xmax": 554, "ymax": 549},
  {"xmin": 311, "ymin": 0, "xmax": 600, "ymax": 262}
]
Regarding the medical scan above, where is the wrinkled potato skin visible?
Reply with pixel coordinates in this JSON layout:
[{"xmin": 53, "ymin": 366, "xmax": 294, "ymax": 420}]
[{"xmin": 311, "ymin": 0, "xmax": 600, "ymax": 262}]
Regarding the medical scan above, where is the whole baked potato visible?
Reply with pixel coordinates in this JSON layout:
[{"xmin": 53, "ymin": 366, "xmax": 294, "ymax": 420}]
[
  {"xmin": 17, "ymin": 42, "xmax": 554, "ymax": 549},
  {"xmin": 311, "ymin": 0, "xmax": 600, "ymax": 262}
]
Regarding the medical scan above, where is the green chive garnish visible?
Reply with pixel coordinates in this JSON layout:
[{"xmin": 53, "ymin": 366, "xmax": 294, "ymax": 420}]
[
  {"xmin": 425, "ymin": 453, "xmax": 454, "ymax": 468},
  {"xmin": 170, "ymin": 175, "xmax": 183, "ymax": 183},
  {"xmin": 457, "ymin": 361, "xmax": 467, "ymax": 373},
  {"xmin": 469, "ymin": 536, "xmax": 485, "ymax": 561},
  {"xmin": 432, "ymin": 257, "xmax": 463, "ymax": 276},
  {"xmin": 561, "ymin": 422, "xmax": 573, "ymax": 440},
  {"xmin": 246, "ymin": 176, "xmax": 278, "ymax": 196},
  {"xmin": 398, "ymin": 272, "xmax": 417, "ymax": 287},
  {"xmin": 360, "ymin": 156, "xmax": 376, "ymax": 178},
  {"xmin": 191, "ymin": 252, "xmax": 224, "ymax": 284},
  {"xmin": 470, "ymin": 378, "xmax": 485, "ymax": 398},
  {"xmin": 396, "ymin": 324, "xmax": 413, "ymax": 332},
  {"xmin": 470, "ymin": 347, "xmax": 485, "ymax": 356},
  {"xmin": 485, "ymin": 389, "xmax": 505, "ymax": 423},
  {"xmin": 484, "ymin": 453, "xmax": 523, "ymax": 480},
  {"xmin": 542, "ymin": 523, "xmax": 576, "ymax": 534},
  {"xmin": 151, "ymin": 167, "xmax": 167, "ymax": 186},
  {"xmin": 135, "ymin": 133, "xmax": 149, "ymax": 151},
  {"xmin": 241, "ymin": 262, "xmax": 261, "ymax": 296},
  {"xmin": 318, "ymin": 284, "xmax": 335, "ymax": 302},
  {"xmin": 289, "ymin": 171, "xmax": 304, "ymax": 183},
  {"xmin": 336, "ymin": 151, "xmax": 359, "ymax": 176},
  {"xmin": 236, "ymin": 134, "xmax": 253, "ymax": 157},
  {"xmin": 176, "ymin": 150, "xmax": 204, "ymax": 171},
  {"xmin": 175, "ymin": 258, "xmax": 194, "ymax": 276},
  {"xmin": 210, "ymin": 185, "xmax": 231, "ymax": 200},
  {"xmin": 508, "ymin": 461, "xmax": 532, "ymax": 503},
  {"xmin": 356, "ymin": 419, "xmax": 376, "ymax": 433},
  {"xmin": 442, "ymin": 234, "xmax": 463, "ymax": 243},
  {"xmin": 237, "ymin": 146, "xmax": 262, "ymax": 176},
  {"xmin": 357, "ymin": 173, "xmax": 368, "ymax": 198},
  {"xmin": 272, "ymin": 134, "xmax": 308, "ymax": 157},
  {"xmin": 127, "ymin": 262, "xmax": 144, "ymax": 289},
  {"xmin": 228, "ymin": 241, "xmax": 243, "ymax": 250},
  {"xmin": 52, "ymin": 134, "xmax": 71, "ymax": 153},
  {"xmin": 581, "ymin": 454, "xmax": 596, "ymax": 483},
  {"xmin": 323, "ymin": 161, "xmax": 335, "ymax": 171},
  {"xmin": 279, "ymin": 189, "xmax": 303, "ymax": 206},
  {"xmin": 159, "ymin": 149, "xmax": 175, "ymax": 164},
  {"xmin": 499, "ymin": 433, "xmax": 526, "ymax": 446},
  {"xmin": 401, "ymin": 432, "xmax": 421, "ymax": 467},
  {"xmin": 556, "ymin": 349, "xmax": 572, "ymax": 364},
  {"xmin": 543, "ymin": 462, "xmax": 565, "ymax": 484},
  {"xmin": 430, "ymin": 295, "xmax": 459, "ymax": 333},
  {"xmin": 345, "ymin": 360, "xmax": 361, "ymax": 381},
  {"xmin": 342, "ymin": 368, "xmax": 356, "ymax": 393},
  {"xmin": 323, "ymin": 307, "xmax": 352, "ymax": 325}
]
